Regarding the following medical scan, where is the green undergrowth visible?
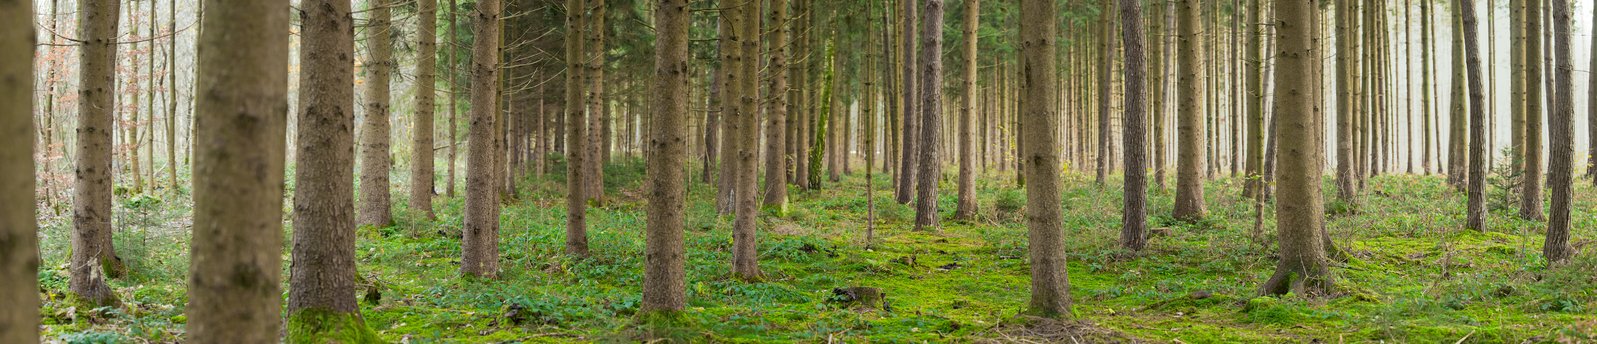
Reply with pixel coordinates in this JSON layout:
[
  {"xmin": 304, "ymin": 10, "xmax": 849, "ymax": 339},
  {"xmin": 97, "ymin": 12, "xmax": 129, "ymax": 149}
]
[{"xmin": 36, "ymin": 158, "xmax": 1597, "ymax": 342}]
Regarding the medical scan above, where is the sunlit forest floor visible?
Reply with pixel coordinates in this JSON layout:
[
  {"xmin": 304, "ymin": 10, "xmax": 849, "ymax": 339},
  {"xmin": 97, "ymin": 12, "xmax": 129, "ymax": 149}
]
[{"xmin": 32, "ymin": 158, "xmax": 1597, "ymax": 343}]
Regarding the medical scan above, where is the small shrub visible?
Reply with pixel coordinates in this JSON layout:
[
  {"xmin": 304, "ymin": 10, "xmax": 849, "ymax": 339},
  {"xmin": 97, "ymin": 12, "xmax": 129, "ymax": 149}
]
[{"xmin": 995, "ymin": 189, "xmax": 1025, "ymax": 214}]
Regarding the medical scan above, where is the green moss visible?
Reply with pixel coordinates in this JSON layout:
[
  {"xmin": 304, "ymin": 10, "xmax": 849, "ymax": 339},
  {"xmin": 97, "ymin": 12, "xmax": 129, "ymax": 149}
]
[{"xmin": 285, "ymin": 308, "xmax": 382, "ymax": 344}]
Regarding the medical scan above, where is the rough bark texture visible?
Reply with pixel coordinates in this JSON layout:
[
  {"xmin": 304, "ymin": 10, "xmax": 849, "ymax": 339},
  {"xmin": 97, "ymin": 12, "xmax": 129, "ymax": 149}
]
[
  {"xmin": 1173, "ymin": 0, "xmax": 1207, "ymax": 221},
  {"xmin": 359, "ymin": 0, "xmax": 396, "ymax": 228},
  {"xmin": 955, "ymin": 0, "xmax": 980, "ymax": 221},
  {"xmin": 288, "ymin": 0, "xmax": 376, "ymax": 339},
  {"xmin": 1448, "ymin": 0, "xmax": 1469, "ymax": 190},
  {"xmin": 1260, "ymin": 0, "xmax": 1331, "ymax": 298},
  {"xmin": 1152, "ymin": 1, "xmax": 1168, "ymax": 190},
  {"xmin": 447, "ymin": 0, "xmax": 461, "ymax": 197},
  {"xmin": 762, "ymin": 0, "xmax": 789, "ymax": 211},
  {"xmin": 1521, "ymin": 0, "xmax": 1545, "ymax": 221},
  {"xmin": 1589, "ymin": 2, "xmax": 1597, "ymax": 185},
  {"xmin": 0, "ymin": 1, "xmax": 39, "ymax": 340},
  {"xmin": 565, "ymin": 0, "xmax": 591, "ymax": 256},
  {"xmin": 186, "ymin": 0, "xmax": 288, "ymax": 340},
  {"xmin": 1464, "ymin": 0, "xmax": 1490, "ymax": 232},
  {"xmin": 1020, "ymin": 0, "xmax": 1072, "ymax": 318},
  {"xmin": 732, "ymin": 0, "xmax": 763, "ymax": 280},
  {"xmin": 1544, "ymin": 0, "xmax": 1573, "ymax": 263},
  {"xmin": 1335, "ymin": 0, "xmax": 1358, "ymax": 204},
  {"xmin": 71, "ymin": 0, "xmax": 124, "ymax": 306},
  {"xmin": 1119, "ymin": 0, "xmax": 1148, "ymax": 252},
  {"xmin": 1242, "ymin": 0, "xmax": 1263, "ymax": 199},
  {"xmin": 586, "ymin": 0, "xmax": 607, "ymax": 204},
  {"xmin": 411, "ymin": 0, "xmax": 439, "ymax": 220},
  {"xmin": 642, "ymin": 0, "xmax": 690, "ymax": 315},
  {"xmin": 896, "ymin": 0, "xmax": 920, "ymax": 204},
  {"xmin": 914, "ymin": 0, "xmax": 945, "ymax": 231},
  {"xmin": 463, "ymin": 0, "xmax": 503, "ymax": 276},
  {"xmin": 1098, "ymin": 9, "xmax": 1112, "ymax": 185}
]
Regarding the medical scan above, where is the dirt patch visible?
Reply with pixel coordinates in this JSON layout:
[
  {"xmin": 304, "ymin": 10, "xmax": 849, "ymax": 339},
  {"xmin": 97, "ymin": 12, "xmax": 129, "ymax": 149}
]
[{"xmin": 975, "ymin": 316, "xmax": 1151, "ymax": 343}]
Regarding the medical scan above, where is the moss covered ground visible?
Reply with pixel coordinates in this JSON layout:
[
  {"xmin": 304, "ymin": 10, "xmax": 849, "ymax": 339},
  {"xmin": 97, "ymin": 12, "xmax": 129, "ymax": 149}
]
[{"xmin": 35, "ymin": 159, "xmax": 1597, "ymax": 342}]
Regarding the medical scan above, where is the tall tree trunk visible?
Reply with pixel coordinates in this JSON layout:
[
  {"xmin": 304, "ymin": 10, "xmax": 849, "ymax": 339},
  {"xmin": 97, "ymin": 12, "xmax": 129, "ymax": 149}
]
[
  {"xmin": 1260, "ymin": 0, "xmax": 1331, "ymax": 297},
  {"xmin": 1020, "ymin": 0, "xmax": 1072, "ymax": 317},
  {"xmin": 448, "ymin": 0, "xmax": 461, "ymax": 197},
  {"xmin": 1543, "ymin": 0, "xmax": 1573, "ymax": 263},
  {"xmin": 762, "ymin": 0, "xmax": 789, "ymax": 212},
  {"xmin": 914, "ymin": 0, "xmax": 945, "ymax": 231},
  {"xmin": 955, "ymin": 0, "xmax": 980, "ymax": 221},
  {"xmin": 0, "ymin": 0, "xmax": 40, "ymax": 340},
  {"xmin": 1422, "ymin": 0, "xmax": 1434, "ymax": 175},
  {"xmin": 1153, "ymin": 0, "xmax": 1169, "ymax": 190},
  {"xmin": 1119, "ymin": 0, "xmax": 1148, "ymax": 252},
  {"xmin": 1521, "ymin": 0, "xmax": 1544, "ymax": 220},
  {"xmin": 1449, "ymin": 0, "xmax": 1469, "ymax": 190},
  {"xmin": 288, "ymin": 0, "xmax": 376, "ymax": 338},
  {"xmin": 165, "ymin": 0, "xmax": 177, "ymax": 189},
  {"xmin": 1097, "ymin": 9, "xmax": 1112, "ymax": 185},
  {"xmin": 72, "ymin": 0, "xmax": 124, "ymax": 306},
  {"xmin": 1464, "ymin": 0, "xmax": 1490, "ymax": 232},
  {"xmin": 586, "ymin": 0, "xmax": 607, "ymax": 203},
  {"xmin": 565, "ymin": 0, "xmax": 591, "ymax": 256},
  {"xmin": 896, "ymin": 0, "xmax": 919, "ymax": 204},
  {"xmin": 412, "ymin": 0, "xmax": 439, "ymax": 220},
  {"xmin": 705, "ymin": 32, "xmax": 723, "ymax": 185},
  {"xmin": 1174, "ymin": 0, "xmax": 1208, "ymax": 221},
  {"xmin": 359, "ymin": 0, "xmax": 395, "ymax": 228},
  {"xmin": 731, "ymin": 0, "xmax": 763, "ymax": 280},
  {"xmin": 463, "ymin": 0, "xmax": 504, "ymax": 275},
  {"xmin": 1589, "ymin": 1, "xmax": 1597, "ymax": 185},
  {"xmin": 717, "ymin": 15, "xmax": 739, "ymax": 212},
  {"xmin": 1335, "ymin": 0, "xmax": 1358, "ymax": 203},
  {"xmin": 1243, "ymin": 0, "xmax": 1264, "ymax": 199},
  {"xmin": 641, "ymin": 0, "xmax": 690, "ymax": 316},
  {"xmin": 186, "ymin": 0, "xmax": 287, "ymax": 339},
  {"xmin": 1511, "ymin": 0, "xmax": 1526, "ymax": 173}
]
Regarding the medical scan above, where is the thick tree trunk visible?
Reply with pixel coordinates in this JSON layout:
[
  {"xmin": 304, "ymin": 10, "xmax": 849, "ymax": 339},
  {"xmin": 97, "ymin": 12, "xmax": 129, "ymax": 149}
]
[
  {"xmin": 288, "ymin": 0, "xmax": 376, "ymax": 338},
  {"xmin": 565, "ymin": 0, "xmax": 591, "ymax": 256},
  {"xmin": 955, "ymin": 0, "xmax": 979, "ymax": 221},
  {"xmin": 0, "ymin": 1, "xmax": 39, "ymax": 340},
  {"xmin": 463, "ymin": 0, "xmax": 504, "ymax": 276},
  {"xmin": 186, "ymin": 0, "xmax": 287, "ymax": 339},
  {"xmin": 762, "ymin": 0, "xmax": 789, "ymax": 212},
  {"xmin": 1335, "ymin": 0, "xmax": 1358, "ymax": 204},
  {"xmin": 359, "ymin": 0, "xmax": 395, "ymax": 228},
  {"xmin": 1020, "ymin": 0, "xmax": 1072, "ymax": 317},
  {"xmin": 731, "ymin": 0, "xmax": 763, "ymax": 280},
  {"xmin": 641, "ymin": 0, "xmax": 690, "ymax": 316},
  {"xmin": 914, "ymin": 0, "xmax": 945, "ymax": 231},
  {"xmin": 412, "ymin": 0, "xmax": 439, "ymax": 220},
  {"xmin": 1174, "ymin": 0, "xmax": 1207, "ymax": 221},
  {"xmin": 72, "ymin": 0, "xmax": 124, "ymax": 306},
  {"xmin": 1544, "ymin": 0, "xmax": 1573, "ymax": 263},
  {"xmin": 1119, "ymin": 0, "xmax": 1148, "ymax": 252},
  {"xmin": 1260, "ymin": 0, "xmax": 1331, "ymax": 297}
]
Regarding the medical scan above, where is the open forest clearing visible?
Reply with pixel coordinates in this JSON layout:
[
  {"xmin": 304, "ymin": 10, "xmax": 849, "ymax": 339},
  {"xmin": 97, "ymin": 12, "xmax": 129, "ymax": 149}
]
[{"xmin": 5, "ymin": 0, "xmax": 1597, "ymax": 342}]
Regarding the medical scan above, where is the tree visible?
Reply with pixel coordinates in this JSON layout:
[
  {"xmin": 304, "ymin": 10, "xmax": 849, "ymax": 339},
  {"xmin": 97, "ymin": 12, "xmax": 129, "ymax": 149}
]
[
  {"xmin": 914, "ymin": 0, "xmax": 945, "ymax": 231},
  {"xmin": 1334, "ymin": 0, "xmax": 1359, "ymax": 203},
  {"xmin": 586, "ymin": 0, "xmax": 608, "ymax": 204},
  {"xmin": 642, "ymin": 0, "xmax": 690, "ymax": 315},
  {"xmin": 565, "ymin": 0, "xmax": 592, "ymax": 256},
  {"xmin": 762, "ymin": 0, "xmax": 790, "ymax": 212},
  {"xmin": 1097, "ymin": 7, "xmax": 1112, "ymax": 185},
  {"xmin": 1543, "ymin": 0, "xmax": 1573, "ymax": 263},
  {"xmin": 463, "ymin": 0, "xmax": 504, "ymax": 276},
  {"xmin": 1152, "ymin": 0, "xmax": 1168, "ymax": 190},
  {"xmin": 1119, "ymin": 0, "xmax": 1148, "ymax": 252},
  {"xmin": 1421, "ymin": 0, "xmax": 1434, "ymax": 175},
  {"xmin": 1020, "ymin": 0, "xmax": 1071, "ymax": 318},
  {"xmin": 1520, "ymin": 0, "xmax": 1544, "ymax": 221},
  {"xmin": 447, "ymin": 0, "xmax": 461, "ymax": 197},
  {"xmin": 411, "ymin": 0, "xmax": 440, "ymax": 220},
  {"xmin": 954, "ymin": 0, "xmax": 979, "ymax": 221},
  {"xmin": 186, "ymin": 0, "xmax": 288, "ymax": 340},
  {"xmin": 1173, "ymin": 0, "xmax": 1207, "ymax": 221},
  {"xmin": 1242, "ymin": 0, "xmax": 1264, "ymax": 199},
  {"xmin": 1464, "ymin": 0, "xmax": 1490, "ymax": 232},
  {"xmin": 896, "ymin": 0, "xmax": 920, "ymax": 204},
  {"xmin": 1259, "ymin": 0, "xmax": 1331, "ymax": 297},
  {"xmin": 0, "ymin": 0, "xmax": 39, "ymax": 340},
  {"xmin": 1589, "ymin": 2, "xmax": 1597, "ymax": 186},
  {"xmin": 72, "ymin": 0, "xmax": 125, "ymax": 306},
  {"xmin": 1448, "ymin": 0, "xmax": 1468, "ymax": 190},
  {"xmin": 731, "ymin": 0, "xmax": 763, "ymax": 280},
  {"xmin": 288, "ymin": 0, "xmax": 378, "ymax": 339},
  {"xmin": 359, "ymin": 0, "xmax": 396, "ymax": 228}
]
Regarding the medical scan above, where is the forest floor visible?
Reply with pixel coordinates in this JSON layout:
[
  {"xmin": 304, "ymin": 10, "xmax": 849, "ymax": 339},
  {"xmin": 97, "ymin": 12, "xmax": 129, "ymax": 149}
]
[{"xmin": 31, "ymin": 158, "xmax": 1597, "ymax": 343}]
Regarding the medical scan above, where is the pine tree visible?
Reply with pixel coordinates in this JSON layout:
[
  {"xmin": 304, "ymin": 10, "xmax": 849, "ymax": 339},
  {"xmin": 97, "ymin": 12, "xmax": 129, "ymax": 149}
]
[
  {"xmin": 72, "ymin": 0, "xmax": 125, "ymax": 306},
  {"xmin": 1020, "ymin": 0, "xmax": 1072, "ymax": 317},
  {"xmin": 955, "ymin": 0, "xmax": 980, "ymax": 221},
  {"xmin": 1543, "ymin": 0, "xmax": 1573, "ymax": 263},
  {"xmin": 565, "ymin": 0, "xmax": 592, "ymax": 256},
  {"xmin": 1119, "ymin": 0, "xmax": 1149, "ymax": 252},
  {"xmin": 1260, "ymin": 0, "xmax": 1332, "ymax": 297},
  {"xmin": 1174, "ymin": 0, "xmax": 1208, "ymax": 221},
  {"xmin": 358, "ymin": 0, "xmax": 396, "ymax": 228},
  {"xmin": 0, "ymin": 1, "xmax": 39, "ymax": 340},
  {"xmin": 641, "ymin": 0, "xmax": 690, "ymax": 315},
  {"xmin": 914, "ymin": 0, "xmax": 946, "ymax": 231},
  {"xmin": 411, "ymin": 0, "xmax": 440, "ymax": 220}
]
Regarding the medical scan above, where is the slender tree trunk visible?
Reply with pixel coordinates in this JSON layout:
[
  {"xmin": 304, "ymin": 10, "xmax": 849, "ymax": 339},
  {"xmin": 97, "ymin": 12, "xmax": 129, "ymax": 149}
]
[
  {"xmin": 71, "ymin": 0, "xmax": 124, "ymax": 306},
  {"xmin": 1589, "ymin": 2, "xmax": 1597, "ymax": 185},
  {"xmin": 914, "ymin": 0, "xmax": 945, "ymax": 231},
  {"xmin": 463, "ymin": 0, "xmax": 504, "ymax": 276},
  {"xmin": 565, "ymin": 0, "xmax": 591, "ymax": 256},
  {"xmin": 1464, "ymin": 0, "xmax": 1490, "ymax": 231},
  {"xmin": 0, "ymin": 0, "xmax": 40, "ymax": 340},
  {"xmin": 1153, "ymin": 0, "xmax": 1169, "ymax": 190},
  {"xmin": 1335, "ymin": 0, "xmax": 1358, "ymax": 203},
  {"xmin": 411, "ymin": 0, "xmax": 439, "ymax": 219},
  {"xmin": 955, "ymin": 0, "xmax": 980, "ymax": 221},
  {"xmin": 1020, "ymin": 0, "xmax": 1072, "ymax": 317},
  {"xmin": 1243, "ymin": 0, "xmax": 1264, "ymax": 199},
  {"xmin": 896, "ymin": 0, "xmax": 920, "ymax": 204},
  {"xmin": 762, "ymin": 0, "xmax": 789, "ymax": 212},
  {"xmin": 358, "ymin": 0, "xmax": 395, "ymax": 228},
  {"xmin": 448, "ymin": 0, "xmax": 461, "ymax": 197},
  {"xmin": 1097, "ymin": 9, "xmax": 1112, "ymax": 185},
  {"xmin": 186, "ymin": 0, "xmax": 287, "ymax": 339},
  {"xmin": 641, "ymin": 0, "xmax": 689, "ymax": 316},
  {"xmin": 1119, "ymin": 0, "xmax": 1148, "ymax": 252},
  {"xmin": 165, "ymin": 0, "xmax": 177, "ymax": 189},
  {"xmin": 1449, "ymin": 0, "xmax": 1469, "ymax": 190},
  {"xmin": 586, "ymin": 0, "xmax": 607, "ymax": 203},
  {"xmin": 705, "ymin": 34, "xmax": 723, "ymax": 185},
  {"xmin": 1174, "ymin": 0, "xmax": 1208, "ymax": 221},
  {"xmin": 1260, "ymin": 0, "xmax": 1331, "ymax": 297},
  {"xmin": 1543, "ymin": 0, "xmax": 1573, "ymax": 263},
  {"xmin": 1512, "ymin": 0, "xmax": 1526, "ymax": 172},
  {"xmin": 1521, "ymin": 0, "xmax": 1544, "ymax": 220},
  {"xmin": 288, "ymin": 0, "xmax": 376, "ymax": 338},
  {"xmin": 717, "ymin": 15, "xmax": 739, "ymax": 212}
]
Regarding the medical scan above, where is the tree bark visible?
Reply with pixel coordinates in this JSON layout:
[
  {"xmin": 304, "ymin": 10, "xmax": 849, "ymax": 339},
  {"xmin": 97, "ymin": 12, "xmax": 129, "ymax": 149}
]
[
  {"xmin": 641, "ymin": 0, "xmax": 690, "ymax": 315},
  {"xmin": 955, "ymin": 0, "xmax": 980, "ymax": 221},
  {"xmin": 762, "ymin": 0, "xmax": 789, "ymax": 211},
  {"xmin": 186, "ymin": 0, "xmax": 288, "ymax": 340},
  {"xmin": 1174, "ymin": 0, "xmax": 1208, "ymax": 221},
  {"xmin": 1119, "ymin": 0, "xmax": 1148, "ymax": 252},
  {"xmin": 1334, "ymin": 0, "xmax": 1358, "ymax": 204},
  {"xmin": 1259, "ymin": 0, "xmax": 1331, "ymax": 297},
  {"xmin": 1243, "ymin": 0, "xmax": 1264, "ymax": 199},
  {"xmin": 412, "ymin": 0, "xmax": 439, "ymax": 220},
  {"xmin": 1464, "ymin": 0, "xmax": 1490, "ymax": 232},
  {"xmin": 72, "ymin": 0, "xmax": 124, "ymax": 306},
  {"xmin": 1521, "ymin": 0, "xmax": 1544, "ymax": 220},
  {"xmin": 914, "ymin": 0, "xmax": 945, "ymax": 231},
  {"xmin": 358, "ymin": 0, "xmax": 395, "ymax": 228},
  {"xmin": 565, "ymin": 0, "xmax": 591, "ymax": 256},
  {"xmin": 0, "ymin": 0, "xmax": 39, "ymax": 340},
  {"xmin": 463, "ymin": 0, "xmax": 504, "ymax": 276},
  {"xmin": 1097, "ymin": 9, "xmax": 1112, "ymax": 185},
  {"xmin": 731, "ymin": 0, "xmax": 763, "ymax": 280},
  {"xmin": 447, "ymin": 0, "xmax": 461, "ymax": 197},
  {"xmin": 1020, "ymin": 0, "xmax": 1072, "ymax": 317},
  {"xmin": 1544, "ymin": 0, "xmax": 1573, "ymax": 263},
  {"xmin": 896, "ymin": 0, "xmax": 920, "ymax": 204}
]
